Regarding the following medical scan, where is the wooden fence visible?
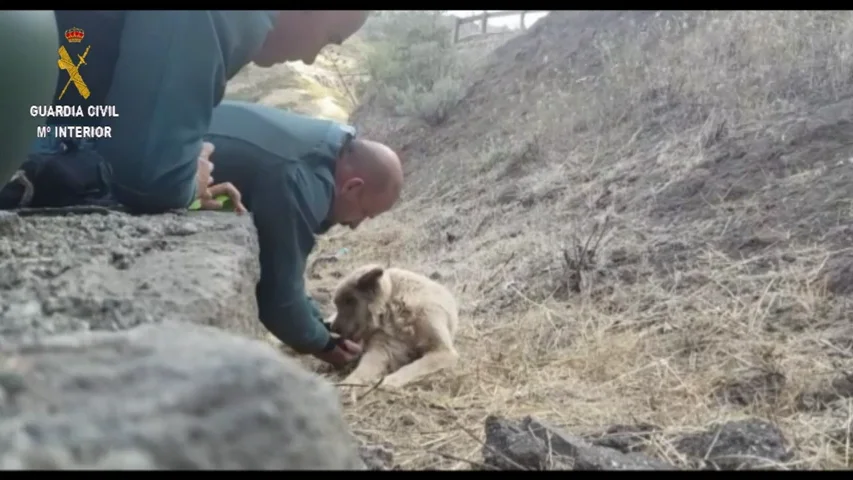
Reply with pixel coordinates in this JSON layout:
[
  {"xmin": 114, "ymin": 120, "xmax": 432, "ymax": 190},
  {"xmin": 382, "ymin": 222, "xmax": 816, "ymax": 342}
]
[{"xmin": 452, "ymin": 10, "xmax": 548, "ymax": 44}]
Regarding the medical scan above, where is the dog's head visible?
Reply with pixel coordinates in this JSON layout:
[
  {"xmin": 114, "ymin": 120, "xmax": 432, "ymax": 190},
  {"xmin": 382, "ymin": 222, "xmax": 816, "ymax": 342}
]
[{"xmin": 329, "ymin": 264, "xmax": 392, "ymax": 342}]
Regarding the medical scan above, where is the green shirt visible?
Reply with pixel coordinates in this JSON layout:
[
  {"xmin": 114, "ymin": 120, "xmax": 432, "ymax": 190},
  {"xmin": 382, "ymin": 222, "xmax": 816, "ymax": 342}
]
[{"xmin": 205, "ymin": 100, "xmax": 355, "ymax": 353}]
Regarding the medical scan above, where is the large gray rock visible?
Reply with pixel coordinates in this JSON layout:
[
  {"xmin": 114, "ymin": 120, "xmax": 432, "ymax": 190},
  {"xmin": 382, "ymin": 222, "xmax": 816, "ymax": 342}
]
[
  {"xmin": 0, "ymin": 322, "xmax": 365, "ymax": 470},
  {"xmin": 0, "ymin": 211, "xmax": 265, "ymax": 340}
]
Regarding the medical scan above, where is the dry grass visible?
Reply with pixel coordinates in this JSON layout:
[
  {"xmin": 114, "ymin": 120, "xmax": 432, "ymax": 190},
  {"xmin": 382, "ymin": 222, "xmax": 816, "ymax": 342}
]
[
  {"xmin": 286, "ymin": 11, "xmax": 853, "ymax": 469},
  {"xmin": 304, "ymin": 212, "xmax": 853, "ymax": 469}
]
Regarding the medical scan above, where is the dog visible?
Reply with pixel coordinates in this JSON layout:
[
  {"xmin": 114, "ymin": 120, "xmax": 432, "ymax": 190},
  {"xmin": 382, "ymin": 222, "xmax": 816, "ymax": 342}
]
[{"xmin": 327, "ymin": 264, "xmax": 460, "ymax": 394}]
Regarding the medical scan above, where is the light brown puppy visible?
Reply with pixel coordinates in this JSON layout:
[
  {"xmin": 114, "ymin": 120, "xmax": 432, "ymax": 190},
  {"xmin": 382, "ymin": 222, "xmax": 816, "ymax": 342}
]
[{"xmin": 328, "ymin": 264, "xmax": 460, "ymax": 394}]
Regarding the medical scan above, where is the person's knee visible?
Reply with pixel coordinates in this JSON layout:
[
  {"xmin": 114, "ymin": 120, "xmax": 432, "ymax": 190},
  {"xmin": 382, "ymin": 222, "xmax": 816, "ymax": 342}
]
[
  {"xmin": 111, "ymin": 174, "xmax": 196, "ymax": 214},
  {"xmin": 108, "ymin": 150, "xmax": 198, "ymax": 213}
]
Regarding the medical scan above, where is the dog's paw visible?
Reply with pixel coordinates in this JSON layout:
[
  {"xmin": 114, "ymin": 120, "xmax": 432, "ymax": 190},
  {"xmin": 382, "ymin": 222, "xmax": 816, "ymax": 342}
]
[{"xmin": 379, "ymin": 376, "xmax": 406, "ymax": 390}]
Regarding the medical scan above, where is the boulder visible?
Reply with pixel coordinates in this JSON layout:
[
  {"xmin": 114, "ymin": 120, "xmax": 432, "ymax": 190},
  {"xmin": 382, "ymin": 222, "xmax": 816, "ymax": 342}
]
[
  {"xmin": 0, "ymin": 211, "xmax": 264, "ymax": 340},
  {"xmin": 0, "ymin": 322, "xmax": 364, "ymax": 470}
]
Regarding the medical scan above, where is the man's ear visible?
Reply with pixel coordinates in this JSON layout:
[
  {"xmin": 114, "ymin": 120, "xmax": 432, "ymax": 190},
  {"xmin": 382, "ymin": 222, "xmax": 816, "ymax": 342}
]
[
  {"xmin": 341, "ymin": 177, "xmax": 364, "ymax": 195},
  {"xmin": 355, "ymin": 267, "xmax": 384, "ymax": 291}
]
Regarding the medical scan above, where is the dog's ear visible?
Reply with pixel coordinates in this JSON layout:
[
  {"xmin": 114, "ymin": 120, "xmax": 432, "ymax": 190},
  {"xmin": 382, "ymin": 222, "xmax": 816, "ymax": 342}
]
[{"xmin": 355, "ymin": 267, "xmax": 384, "ymax": 291}]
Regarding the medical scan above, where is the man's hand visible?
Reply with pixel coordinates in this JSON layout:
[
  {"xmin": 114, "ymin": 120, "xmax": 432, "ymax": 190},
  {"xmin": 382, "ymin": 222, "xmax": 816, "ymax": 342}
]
[
  {"xmin": 313, "ymin": 337, "xmax": 362, "ymax": 368},
  {"xmin": 195, "ymin": 142, "xmax": 247, "ymax": 213}
]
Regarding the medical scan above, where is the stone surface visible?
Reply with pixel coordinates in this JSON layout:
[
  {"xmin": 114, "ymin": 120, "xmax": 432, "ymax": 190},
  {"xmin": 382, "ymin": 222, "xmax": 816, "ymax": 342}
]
[
  {"xmin": 674, "ymin": 419, "xmax": 792, "ymax": 470},
  {"xmin": 482, "ymin": 415, "xmax": 674, "ymax": 470},
  {"xmin": 586, "ymin": 423, "xmax": 660, "ymax": 454},
  {"xmin": 0, "ymin": 211, "xmax": 264, "ymax": 341},
  {"xmin": 820, "ymin": 253, "xmax": 853, "ymax": 295},
  {"xmin": 358, "ymin": 442, "xmax": 395, "ymax": 470},
  {"xmin": 0, "ymin": 210, "xmax": 370, "ymax": 470},
  {"xmin": 482, "ymin": 416, "xmax": 793, "ymax": 470},
  {"xmin": 0, "ymin": 212, "xmax": 19, "ymax": 236},
  {"xmin": 0, "ymin": 322, "xmax": 365, "ymax": 470}
]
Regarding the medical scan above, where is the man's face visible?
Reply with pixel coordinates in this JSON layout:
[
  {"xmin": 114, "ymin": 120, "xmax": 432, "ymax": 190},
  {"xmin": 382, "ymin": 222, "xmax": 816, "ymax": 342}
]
[{"xmin": 254, "ymin": 11, "xmax": 368, "ymax": 67}]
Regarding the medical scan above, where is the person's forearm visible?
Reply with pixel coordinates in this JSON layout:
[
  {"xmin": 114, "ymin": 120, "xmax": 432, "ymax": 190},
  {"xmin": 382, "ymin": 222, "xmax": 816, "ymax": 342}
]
[
  {"xmin": 260, "ymin": 296, "xmax": 333, "ymax": 354},
  {"xmin": 250, "ymin": 155, "xmax": 337, "ymax": 354},
  {"xmin": 306, "ymin": 295, "xmax": 325, "ymax": 319}
]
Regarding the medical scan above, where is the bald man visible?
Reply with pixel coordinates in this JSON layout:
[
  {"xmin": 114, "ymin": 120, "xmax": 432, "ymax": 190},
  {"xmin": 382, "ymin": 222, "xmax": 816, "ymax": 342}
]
[{"xmin": 206, "ymin": 100, "xmax": 403, "ymax": 367}]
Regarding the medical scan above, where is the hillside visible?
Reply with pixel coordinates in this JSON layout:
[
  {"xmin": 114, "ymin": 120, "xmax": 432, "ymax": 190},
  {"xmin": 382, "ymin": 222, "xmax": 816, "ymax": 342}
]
[
  {"xmin": 224, "ymin": 37, "xmax": 368, "ymax": 122},
  {"xmin": 303, "ymin": 11, "xmax": 853, "ymax": 469},
  {"xmin": 222, "ymin": 12, "xmax": 515, "ymax": 124}
]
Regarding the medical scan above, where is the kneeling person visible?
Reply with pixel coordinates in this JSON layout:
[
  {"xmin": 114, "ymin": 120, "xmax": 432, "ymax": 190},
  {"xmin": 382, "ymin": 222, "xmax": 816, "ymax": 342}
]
[{"xmin": 205, "ymin": 100, "xmax": 403, "ymax": 367}]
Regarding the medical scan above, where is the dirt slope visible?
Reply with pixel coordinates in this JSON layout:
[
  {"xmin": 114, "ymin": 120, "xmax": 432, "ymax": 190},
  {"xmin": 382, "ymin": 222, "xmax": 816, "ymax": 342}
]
[
  {"xmin": 315, "ymin": 11, "xmax": 853, "ymax": 469},
  {"xmin": 225, "ymin": 40, "xmax": 367, "ymax": 122}
]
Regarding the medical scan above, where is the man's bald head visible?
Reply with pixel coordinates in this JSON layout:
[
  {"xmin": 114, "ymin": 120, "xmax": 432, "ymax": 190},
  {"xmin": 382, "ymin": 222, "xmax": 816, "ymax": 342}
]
[
  {"xmin": 331, "ymin": 138, "xmax": 403, "ymax": 230},
  {"xmin": 346, "ymin": 139, "xmax": 403, "ymax": 196}
]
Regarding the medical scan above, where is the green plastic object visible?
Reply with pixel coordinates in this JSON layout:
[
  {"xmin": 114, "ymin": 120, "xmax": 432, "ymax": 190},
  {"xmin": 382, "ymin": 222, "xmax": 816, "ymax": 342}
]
[
  {"xmin": 0, "ymin": 11, "xmax": 59, "ymax": 185},
  {"xmin": 188, "ymin": 195, "xmax": 233, "ymax": 211}
]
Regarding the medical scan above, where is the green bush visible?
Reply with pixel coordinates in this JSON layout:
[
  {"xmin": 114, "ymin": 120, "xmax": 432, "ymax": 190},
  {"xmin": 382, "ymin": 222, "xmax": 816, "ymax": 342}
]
[{"xmin": 361, "ymin": 11, "xmax": 466, "ymax": 126}]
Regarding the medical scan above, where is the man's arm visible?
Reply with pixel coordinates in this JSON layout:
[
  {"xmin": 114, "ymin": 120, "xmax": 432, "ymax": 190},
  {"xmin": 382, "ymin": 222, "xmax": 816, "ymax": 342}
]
[
  {"xmin": 96, "ymin": 11, "xmax": 274, "ymax": 213},
  {"xmin": 306, "ymin": 295, "xmax": 326, "ymax": 321},
  {"xmin": 253, "ymin": 167, "xmax": 333, "ymax": 354}
]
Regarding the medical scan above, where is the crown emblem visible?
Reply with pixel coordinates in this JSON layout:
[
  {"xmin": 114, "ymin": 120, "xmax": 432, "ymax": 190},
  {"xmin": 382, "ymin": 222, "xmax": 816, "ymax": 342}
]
[{"xmin": 64, "ymin": 27, "xmax": 85, "ymax": 43}]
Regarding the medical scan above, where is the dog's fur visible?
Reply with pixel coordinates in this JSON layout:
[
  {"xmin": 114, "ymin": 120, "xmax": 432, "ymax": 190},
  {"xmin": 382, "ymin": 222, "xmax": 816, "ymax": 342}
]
[{"xmin": 328, "ymin": 264, "xmax": 460, "ymax": 391}]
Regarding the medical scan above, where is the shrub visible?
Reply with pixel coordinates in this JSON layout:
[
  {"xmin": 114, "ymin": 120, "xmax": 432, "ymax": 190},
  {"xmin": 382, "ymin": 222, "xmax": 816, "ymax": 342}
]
[{"xmin": 360, "ymin": 11, "xmax": 466, "ymax": 126}]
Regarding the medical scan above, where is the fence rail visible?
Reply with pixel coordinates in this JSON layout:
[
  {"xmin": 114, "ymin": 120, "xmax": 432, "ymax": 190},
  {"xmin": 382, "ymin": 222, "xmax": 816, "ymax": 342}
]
[{"xmin": 452, "ymin": 10, "xmax": 548, "ymax": 44}]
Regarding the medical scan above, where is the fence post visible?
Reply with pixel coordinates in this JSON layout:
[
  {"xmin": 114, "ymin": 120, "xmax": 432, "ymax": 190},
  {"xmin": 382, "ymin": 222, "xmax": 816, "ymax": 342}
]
[
  {"xmin": 480, "ymin": 11, "xmax": 488, "ymax": 35},
  {"xmin": 521, "ymin": 11, "xmax": 527, "ymax": 30}
]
